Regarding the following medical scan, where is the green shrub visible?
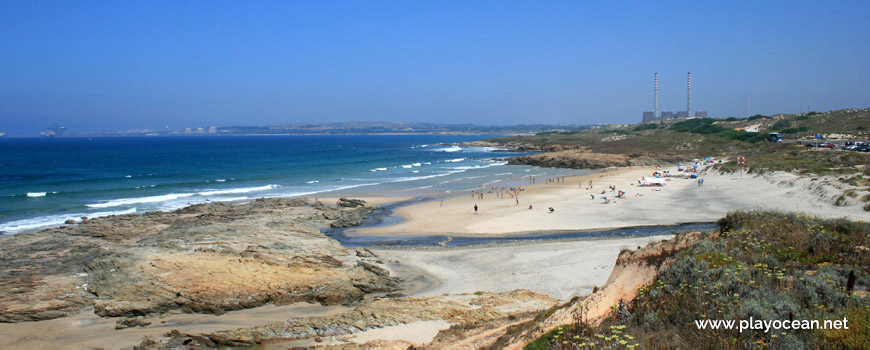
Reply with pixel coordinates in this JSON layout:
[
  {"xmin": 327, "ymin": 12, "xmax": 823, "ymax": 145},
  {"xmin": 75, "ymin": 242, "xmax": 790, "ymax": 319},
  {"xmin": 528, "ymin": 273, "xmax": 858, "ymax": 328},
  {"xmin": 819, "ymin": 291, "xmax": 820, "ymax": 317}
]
[
  {"xmin": 718, "ymin": 129, "xmax": 768, "ymax": 143},
  {"xmin": 572, "ymin": 212, "xmax": 870, "ymax": 349},
  {"xmin": 771, "ymin": 120, "xmax": 792, "ymax": 130},
  {"xmin": 782, "ymin": 126, "xmax": 812, "ymax": 134},
  {"xmin": 599, "ymin": 129, "xmax": 632, "ymax": 135},
  {"xmin": 633, "ymin": 123, "xmax": 658, "ymax": 131},
  {"xmin": 670, "ymin": 118, "xmax": 716, "ymax": 132},
  {"xmin": 823, "ymin": 307, "xmax": 870, "ymax": 348}
]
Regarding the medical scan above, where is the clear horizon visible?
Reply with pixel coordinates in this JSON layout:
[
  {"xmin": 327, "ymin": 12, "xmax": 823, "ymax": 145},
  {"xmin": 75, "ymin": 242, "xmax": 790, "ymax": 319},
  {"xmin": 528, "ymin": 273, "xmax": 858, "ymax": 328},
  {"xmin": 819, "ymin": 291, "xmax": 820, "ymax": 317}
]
[{"xmin": 2, "ymin": 1, "xmax": 869, "ymax": 136}]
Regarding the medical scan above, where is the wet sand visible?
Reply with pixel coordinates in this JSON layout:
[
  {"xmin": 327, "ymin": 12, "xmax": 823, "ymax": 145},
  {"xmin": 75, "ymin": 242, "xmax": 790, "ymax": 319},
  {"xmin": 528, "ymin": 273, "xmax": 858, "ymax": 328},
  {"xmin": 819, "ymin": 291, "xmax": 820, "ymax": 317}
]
[{"xmin": 372, "ymin": 235, "xmax": 672, "ymax": 302}]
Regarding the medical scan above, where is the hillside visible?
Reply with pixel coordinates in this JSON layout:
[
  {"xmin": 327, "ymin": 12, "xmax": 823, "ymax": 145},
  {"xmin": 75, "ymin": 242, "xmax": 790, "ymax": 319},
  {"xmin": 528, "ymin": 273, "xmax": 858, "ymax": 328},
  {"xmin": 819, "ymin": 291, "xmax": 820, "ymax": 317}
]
[
  {"xmin": 487, "ymin": 107, "xmax": 870, "ymax": 210},
  {"xmin": 489, "ymin": 108, "xmax": 870, "ymax": 157},
  {"xmin": 503, "ymin": 211, "xmax": 870, "ymax": 349}
]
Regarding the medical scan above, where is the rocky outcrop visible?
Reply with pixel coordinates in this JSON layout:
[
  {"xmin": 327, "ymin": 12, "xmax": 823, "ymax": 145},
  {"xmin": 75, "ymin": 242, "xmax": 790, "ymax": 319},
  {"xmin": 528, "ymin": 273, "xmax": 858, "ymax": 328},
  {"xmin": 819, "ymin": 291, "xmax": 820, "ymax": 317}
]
[
  {"xmin": 508, "ymin": 150, "xmax": 631, "ymax": 169},
  {"xmin": 148, "ymin": 290, "xmax": 557, "ymax": 347},
  {"xmin": 507, "ymin": 150, "xmax": 676, "ymax": 169},
  {"xmin": 337, "ymin": 197, "xmax": 367, "ymax": 208},
  {"xmin": 459, "ymin": 141, "xmax": 584, "ymax": 153},
  {"xmin": 330, "ymin": 207, "xmax": 376, "ymax": 228},
  {"xmin": 0, "ymin": 198, "xmax": 398, "ymax": 323}
]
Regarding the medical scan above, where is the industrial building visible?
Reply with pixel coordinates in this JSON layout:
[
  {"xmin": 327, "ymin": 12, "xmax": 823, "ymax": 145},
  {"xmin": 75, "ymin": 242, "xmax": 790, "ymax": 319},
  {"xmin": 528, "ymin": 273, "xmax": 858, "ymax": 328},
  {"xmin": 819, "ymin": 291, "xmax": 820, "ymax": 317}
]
[{"xmin": 642, "ymin": 72, "xmax": 706, "ymax": 122}]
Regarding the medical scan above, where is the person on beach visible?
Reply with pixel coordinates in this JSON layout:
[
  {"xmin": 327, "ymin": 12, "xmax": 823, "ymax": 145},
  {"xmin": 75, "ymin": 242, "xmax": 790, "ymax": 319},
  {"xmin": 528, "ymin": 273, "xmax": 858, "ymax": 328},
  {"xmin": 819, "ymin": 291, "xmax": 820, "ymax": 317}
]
[
  {"xmin": 440, "ymin": 200, "xmax": 443, "ymax": 207},
  {"xmin": 474, "ymin": 204, "xmax": 478, "ymax": 214},
  {"xmin": 529, "ymin": 204, "xmax": 533, "ymax": 210}
]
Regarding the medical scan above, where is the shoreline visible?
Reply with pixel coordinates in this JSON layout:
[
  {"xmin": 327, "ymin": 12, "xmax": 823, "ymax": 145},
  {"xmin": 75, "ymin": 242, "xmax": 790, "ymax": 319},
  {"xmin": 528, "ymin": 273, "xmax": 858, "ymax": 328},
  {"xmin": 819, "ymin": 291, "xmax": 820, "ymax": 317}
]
[
  {"xmin": 2, "ymin": 159, "xmax": 866, "ymax": 348},
  {"xmin": 347, "ymin": 163, "xmax": 868, "ymax": 237}
]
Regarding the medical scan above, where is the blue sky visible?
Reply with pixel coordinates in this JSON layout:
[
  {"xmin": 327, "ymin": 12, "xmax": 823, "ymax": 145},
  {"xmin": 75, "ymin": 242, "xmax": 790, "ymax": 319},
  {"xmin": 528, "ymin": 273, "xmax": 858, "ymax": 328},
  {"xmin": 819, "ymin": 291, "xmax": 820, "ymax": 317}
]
[{"xmin": 1, "ymin": 1, "xmax": 868, "ymax": 135}]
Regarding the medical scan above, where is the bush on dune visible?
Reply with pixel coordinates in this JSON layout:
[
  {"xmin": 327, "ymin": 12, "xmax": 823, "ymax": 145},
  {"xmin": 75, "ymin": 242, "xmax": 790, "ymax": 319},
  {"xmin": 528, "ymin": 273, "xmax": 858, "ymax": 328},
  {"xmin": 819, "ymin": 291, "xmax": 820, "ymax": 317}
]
[{"xmin": 527, "ymin": 211, "xmax": 870, "ymax": 349}]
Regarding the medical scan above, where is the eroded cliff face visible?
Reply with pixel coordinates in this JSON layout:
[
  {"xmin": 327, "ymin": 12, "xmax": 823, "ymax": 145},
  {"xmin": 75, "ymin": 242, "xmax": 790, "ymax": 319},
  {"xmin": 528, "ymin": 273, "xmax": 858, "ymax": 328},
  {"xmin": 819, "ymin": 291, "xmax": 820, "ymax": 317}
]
[
  {"xmin": 0, "ymin": 198, "xmax": 399, "ymax": 323},
  {"xmin": 494, "ymin": 232, "xmax": 706, "ymax": 349}
]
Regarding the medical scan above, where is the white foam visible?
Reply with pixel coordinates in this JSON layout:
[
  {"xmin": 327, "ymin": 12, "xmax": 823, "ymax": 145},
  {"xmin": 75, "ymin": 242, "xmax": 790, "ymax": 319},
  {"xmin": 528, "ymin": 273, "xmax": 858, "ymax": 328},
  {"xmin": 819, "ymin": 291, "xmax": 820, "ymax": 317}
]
[
  {"xmin": 449, "ymin": 163, "xmax": 505, "ymax": 171},
  {"xmin": 401, "ymin": 165, "xmax": 413, "ymax": 169},
  {"xmin": 387, "ymin": 170, "xmax": 467, "ymax": 183},
  {"xmin": 423, "ymin": 162, "xmax": 431, "ymax": 165},
  {"xmin": 125, "ymin": 175, "xmax": 132, "ymax": 178},
  {"xmin": 0, "ymin": 208, "xmax": 137, "ymax": 235},
  {"xmin": 445, "ymin": 158, "xmax": 466, "ymax": 163},
  {"xmin": 87, "ymin": 193, "xmax": 195, "ymax": 208},
  {"xmin": 412, "ymin": 163, "xmax": 422, "ymax": 167},
  {"xmin": 306, "ymin": 180, "xmax": 319, "ymax": 184},
  {"xmin": 214, "ymin": 196, "xmax": 250, "ymax": 202},
  {"xmin": 371, "ymin": 167, "xmax": 388, "ymax": 172},
  {"xmin": 197, "ymin": 184, "xmax": 278, "ymax": 196},
  {"xmin": 439, "ymin": 146, "xmax": 462, "ymax": 152},
  {"xmin": 26, "ymin": 192, "xmax": 47, "ymax": 197},
  {"xmin": 411, "ymin": 170, "xmax": 420, "ymax": 173},
  {"xmin": 215, "ymin": 179, "xmax": 226, "ymax": 182}
]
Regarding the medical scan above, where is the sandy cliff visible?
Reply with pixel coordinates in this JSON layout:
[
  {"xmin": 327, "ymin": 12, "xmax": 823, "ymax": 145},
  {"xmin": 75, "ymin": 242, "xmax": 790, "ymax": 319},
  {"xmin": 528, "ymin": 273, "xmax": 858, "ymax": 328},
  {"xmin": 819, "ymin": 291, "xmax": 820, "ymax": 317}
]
[{"xmin": 491, "ymin": 232, "xmax": 705, "ymax": 349}]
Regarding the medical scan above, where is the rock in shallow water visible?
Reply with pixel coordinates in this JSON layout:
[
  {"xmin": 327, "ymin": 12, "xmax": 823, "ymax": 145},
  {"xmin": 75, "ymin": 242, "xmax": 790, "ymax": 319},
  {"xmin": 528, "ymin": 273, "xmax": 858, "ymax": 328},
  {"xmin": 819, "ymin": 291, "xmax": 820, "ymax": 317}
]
[{"xmin": 0, "ymin": 198, "xmax": 399, "ymax": 322}]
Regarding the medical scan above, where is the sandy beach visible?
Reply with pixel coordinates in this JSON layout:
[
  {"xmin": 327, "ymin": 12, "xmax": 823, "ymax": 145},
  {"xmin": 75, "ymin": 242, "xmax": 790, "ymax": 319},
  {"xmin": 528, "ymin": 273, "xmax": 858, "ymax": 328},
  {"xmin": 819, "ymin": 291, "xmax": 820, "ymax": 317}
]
[
  {"xmin": 373, "ymin": 235, "xmax": 672, "ymax": 301},
  {"xmin": 1, "ymin": 164, "xmax": 865, "ymax": 349},
  {"xmin": 350, "ymin": 164, "xmax": 867, "ymax": 237}
]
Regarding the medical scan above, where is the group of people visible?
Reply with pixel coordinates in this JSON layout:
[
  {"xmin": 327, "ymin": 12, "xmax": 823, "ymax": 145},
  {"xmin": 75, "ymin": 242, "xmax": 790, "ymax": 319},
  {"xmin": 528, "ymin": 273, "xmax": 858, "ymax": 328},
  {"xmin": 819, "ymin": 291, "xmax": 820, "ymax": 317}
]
[
  {"xmin": 470, "ymin": 167, "xmax": 704, "ymax": 213},
  {"xmin": 546, "ymin": 177, "xmax": 566, "ymax": 183}
]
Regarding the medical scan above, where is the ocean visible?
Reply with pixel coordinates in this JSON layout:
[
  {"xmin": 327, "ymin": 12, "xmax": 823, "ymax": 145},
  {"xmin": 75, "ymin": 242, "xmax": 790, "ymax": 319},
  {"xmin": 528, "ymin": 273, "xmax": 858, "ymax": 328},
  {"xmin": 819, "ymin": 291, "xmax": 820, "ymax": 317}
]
[{"xmin": 0, "ymin": 135, "xmax": 587, "ymax": 235}]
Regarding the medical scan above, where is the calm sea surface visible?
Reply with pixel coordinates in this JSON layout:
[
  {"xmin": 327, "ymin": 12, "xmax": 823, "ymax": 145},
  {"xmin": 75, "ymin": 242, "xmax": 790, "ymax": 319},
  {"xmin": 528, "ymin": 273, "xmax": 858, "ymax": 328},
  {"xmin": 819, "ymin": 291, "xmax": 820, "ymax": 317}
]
[{"xmin": 0, "ymin": 135, "xmax": 587, "ymax": 234}]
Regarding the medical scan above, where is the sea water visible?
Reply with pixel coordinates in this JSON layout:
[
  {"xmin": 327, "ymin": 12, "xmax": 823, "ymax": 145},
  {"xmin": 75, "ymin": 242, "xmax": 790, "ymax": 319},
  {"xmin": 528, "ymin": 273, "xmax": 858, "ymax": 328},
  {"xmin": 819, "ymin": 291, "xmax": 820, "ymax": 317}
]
[{"xmin": 0, "ymin": 135, "xmax": 586, "ymax": 234}]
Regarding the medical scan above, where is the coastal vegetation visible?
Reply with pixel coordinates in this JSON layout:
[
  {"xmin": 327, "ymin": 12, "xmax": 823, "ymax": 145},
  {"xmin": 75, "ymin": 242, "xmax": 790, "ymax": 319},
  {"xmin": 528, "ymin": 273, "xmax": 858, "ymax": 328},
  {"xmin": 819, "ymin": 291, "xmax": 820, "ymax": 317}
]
[
  {"xmin": 489, "ymin": 108, "xmax": 869, "ymax": 159},
  {"xmin": 524, "ymin": 211, "xmax": 870, "ymax": 349},
  {"xmin": 489, "ymin": 107, "xmax": 870, "ymax": 210}
]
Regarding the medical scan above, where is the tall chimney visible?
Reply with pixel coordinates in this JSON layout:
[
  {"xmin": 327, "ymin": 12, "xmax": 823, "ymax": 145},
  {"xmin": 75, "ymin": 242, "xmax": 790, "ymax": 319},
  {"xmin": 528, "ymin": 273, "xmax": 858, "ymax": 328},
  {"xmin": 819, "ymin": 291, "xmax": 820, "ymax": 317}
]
[
  {"xmin": 654, "ymin": 73, "xmax": 658, "ymax": 120},
  {"xmin": 687, "ymin": 72, "xmax": 691, "ymax": 118}
]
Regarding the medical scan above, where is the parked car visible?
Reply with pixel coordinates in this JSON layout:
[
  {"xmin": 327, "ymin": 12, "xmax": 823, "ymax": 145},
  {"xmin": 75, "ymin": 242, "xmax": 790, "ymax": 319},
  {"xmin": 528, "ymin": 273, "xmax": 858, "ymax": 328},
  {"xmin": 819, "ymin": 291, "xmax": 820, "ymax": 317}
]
[
  {"xmin": 856, "ymin": 145, "xmax": 870, "ymax": 152},
  {"xmin": 818, "ymin": 142, "xmax": 836, "ymax": 148}
]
